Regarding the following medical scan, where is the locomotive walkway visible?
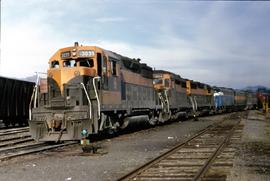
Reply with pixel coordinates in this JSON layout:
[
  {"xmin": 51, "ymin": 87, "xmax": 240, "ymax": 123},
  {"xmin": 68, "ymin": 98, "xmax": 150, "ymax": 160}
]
[{"xmin": 118, "ymin": 118, "xmax": 243, "ymax": 180}]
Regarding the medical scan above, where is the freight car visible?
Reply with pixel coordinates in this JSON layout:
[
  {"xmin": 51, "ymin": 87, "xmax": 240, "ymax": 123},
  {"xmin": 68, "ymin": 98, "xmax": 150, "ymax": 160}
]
[{"xmin": 0, "ymin": 76, "xmax": 34, "ymax": 127}]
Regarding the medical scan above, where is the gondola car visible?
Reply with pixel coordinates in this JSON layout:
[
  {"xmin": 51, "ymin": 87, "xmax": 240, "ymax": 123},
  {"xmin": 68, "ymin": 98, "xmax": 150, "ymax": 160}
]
[
  {"xmin": 29, "ymin": 42, "xmax": 156, "ymax": 141},
  {"xmin": 0, "ymin": 76, "xmax": 34, "ymax": 126}
]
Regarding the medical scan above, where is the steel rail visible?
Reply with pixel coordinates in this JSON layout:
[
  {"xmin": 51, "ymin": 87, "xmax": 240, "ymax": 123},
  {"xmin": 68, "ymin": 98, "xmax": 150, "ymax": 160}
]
[
  {"xmin": 0, "ymin": 141, "xmax": 77, "ymax": 161},
  {"xmin": 0, "ymin": 127, "xmax": 29, "ymax": 134},
  {"xmin": 0, "ymin": 137, "xmax": 34, "ymax": 148},
  {"xmin": 117, "ymin": 120, "xmax": 226, "ymax": 181},
  {"xmin": 0, "ymin": 134, "xmax": 31, "ymax": 142},
  {"xmin": 0, "ymin": 142, "xmax": 45, "ymax": 153},
  {"xmin": 0, "ymin": 129, "xmax": 29, "ymax": 136},
  {"xmin": 192, "ymin": 120, "xmax": 240, "ymax": 181}
]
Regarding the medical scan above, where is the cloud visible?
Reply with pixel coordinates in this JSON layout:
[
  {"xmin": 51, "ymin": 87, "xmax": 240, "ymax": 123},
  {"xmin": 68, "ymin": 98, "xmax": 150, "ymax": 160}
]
[
  {"xmin": 95, "ymin": 17, "xmax": 127, "ymax": 23},
  {"xmin": 1, "ymin": 18, "xmax": 69, "ymax": 78},
  {"xmin": 1, "ymin": 1, "xmax": 269, "ymax": 89}
]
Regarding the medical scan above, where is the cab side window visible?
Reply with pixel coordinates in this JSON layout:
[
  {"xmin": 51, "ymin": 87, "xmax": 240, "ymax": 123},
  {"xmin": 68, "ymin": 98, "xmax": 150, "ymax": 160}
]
[
  {"xmin": 79, "ymin": 58, "xmax": 94, "ymax": 67},
  {"xmin": 111, "ymin": 61, "xmax": 117, "ymax": 76},
  {"xmin": 164, "ymin": 79, "xmax": 170, "ymax": 87}
]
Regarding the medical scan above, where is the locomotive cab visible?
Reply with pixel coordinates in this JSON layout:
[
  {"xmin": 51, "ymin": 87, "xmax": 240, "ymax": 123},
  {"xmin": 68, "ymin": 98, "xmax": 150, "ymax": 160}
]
[{"xmin": 153, "ymin": 74, "xmax": 171, "ymax": 90}]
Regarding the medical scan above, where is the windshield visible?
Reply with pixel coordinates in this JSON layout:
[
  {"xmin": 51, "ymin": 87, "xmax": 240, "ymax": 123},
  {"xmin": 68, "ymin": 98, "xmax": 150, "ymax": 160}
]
[
  {"xmin": 63, "ymin": 60, "xmax": 76, "ymax": 67},
  {"xmin": 153, "ymin": 79, "xmax": 162, "ymax": 85},
  {"xmin": 59, "ymin": 58, "xmax": 94, "ymax": 68}
]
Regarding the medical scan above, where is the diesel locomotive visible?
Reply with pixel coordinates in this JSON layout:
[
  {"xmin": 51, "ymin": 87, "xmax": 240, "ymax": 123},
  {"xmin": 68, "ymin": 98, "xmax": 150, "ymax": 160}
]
[
  {"xmin": 29, "ymin": 42, "xmax": 256, "ymax": 142},
  {"xmin": 30, "ymin": 42, "xmax": 158, "ymax": 141}
]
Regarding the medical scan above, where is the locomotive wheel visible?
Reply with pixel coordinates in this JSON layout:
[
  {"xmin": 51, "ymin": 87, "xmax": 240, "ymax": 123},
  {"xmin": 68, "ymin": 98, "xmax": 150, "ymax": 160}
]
[
  {"xmin": 148, "ymin": 112, "xmax": 157, "ymax": 126},
  {"xmin": 148, "ymin": 116, "xmax": 157, "ymax": 126}
]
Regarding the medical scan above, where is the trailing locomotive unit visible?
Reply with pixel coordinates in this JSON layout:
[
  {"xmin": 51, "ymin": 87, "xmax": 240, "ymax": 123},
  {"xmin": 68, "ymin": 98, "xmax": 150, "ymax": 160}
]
[
  {"xmin": 234, "ymin": 90, "xmax": 247, "ymax": 111},
  {"xmin": 153, "ymin": 70, "xmax": 191, "ymax": 122},
  {"xmin": 246, "ymin": 92, "xmax": 257, "ymax": 109},
  {"xmin": 186, "ymin": 80, "xmax": 215, "ymax": 116},
  {"xmin": 153, "ymin": 70, "xmax": 215, "ymax": 120},
  {"xmin": 213, "ymin": 87, "xmax": 235, "ymax": 113},
  {"xmin": 29, "ymin": 43, "xmax": 156, "ymax": 141}
]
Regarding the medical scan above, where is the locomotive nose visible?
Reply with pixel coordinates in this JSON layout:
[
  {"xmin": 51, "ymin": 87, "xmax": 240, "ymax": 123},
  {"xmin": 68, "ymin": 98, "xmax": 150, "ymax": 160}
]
[{"xmin": 48, "ymin": 69, "xmax": 74, "ymax": 95}]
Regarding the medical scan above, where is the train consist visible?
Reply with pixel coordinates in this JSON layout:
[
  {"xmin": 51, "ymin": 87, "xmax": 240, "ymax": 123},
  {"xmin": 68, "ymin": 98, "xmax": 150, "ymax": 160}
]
[
  {"xmin": 0, "ymin": 76, "xmax": 34, "ymax": 127},
  {"xmin": 29, "ymin": 42, "xmax": 257, "ymax": 141}
]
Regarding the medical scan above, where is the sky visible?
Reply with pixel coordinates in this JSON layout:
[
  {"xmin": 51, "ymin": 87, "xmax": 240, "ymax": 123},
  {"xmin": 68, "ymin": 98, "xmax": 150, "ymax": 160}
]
[{"xmin": 0, "ymin": 0, "xmax": 270, "ymax": 88}]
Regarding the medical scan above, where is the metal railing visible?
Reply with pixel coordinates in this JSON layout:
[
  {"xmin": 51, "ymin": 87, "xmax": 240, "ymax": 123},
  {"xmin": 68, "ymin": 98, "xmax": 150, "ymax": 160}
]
[{"xmin": 81, "ymin": 82, "xmax": 92, "ymax": 119}]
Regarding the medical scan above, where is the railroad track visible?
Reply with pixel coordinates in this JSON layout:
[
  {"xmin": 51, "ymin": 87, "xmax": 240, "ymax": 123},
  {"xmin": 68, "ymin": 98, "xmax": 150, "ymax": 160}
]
[
  {"xmin": 0, "ymin": 127, "xmax": 29, "ymax": 136},
  {"xmin": 118, "ymin": 119, "xmax": 243, "ymax": 181},
  {"xmin": 0, "ymin": 127, "xmax": 78, "ymax": 161},
  {"xmin": 0, "ymin": 141, "xmax": 77, "ymax": 161}
]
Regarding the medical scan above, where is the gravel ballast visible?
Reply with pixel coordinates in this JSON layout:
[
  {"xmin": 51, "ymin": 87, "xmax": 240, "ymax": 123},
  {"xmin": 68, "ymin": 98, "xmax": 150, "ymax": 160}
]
[{"xmin": 0, "ymin": 112, "xmax": 263, "ymax": 181}]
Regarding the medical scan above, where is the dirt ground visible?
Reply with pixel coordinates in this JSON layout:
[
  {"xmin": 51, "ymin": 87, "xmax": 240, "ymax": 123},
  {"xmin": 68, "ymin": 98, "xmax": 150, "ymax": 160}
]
[
  {"xmin": 0, "ymin": 111, "xmax": 268, "ymax": 181},
  {"xmin": 228, "ymin": 111, "xmax": 270, "ymax": 181}
]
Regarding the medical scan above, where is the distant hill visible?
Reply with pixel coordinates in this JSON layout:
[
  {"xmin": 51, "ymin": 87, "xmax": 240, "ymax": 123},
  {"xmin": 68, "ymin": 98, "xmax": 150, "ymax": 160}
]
[
  {"xmin": 23, "ymin": 75, "xmax": 37, "ymax": 83},
  {"xmin": 242, "ymin": 85, "xmax": 270, "ymax": 93}
]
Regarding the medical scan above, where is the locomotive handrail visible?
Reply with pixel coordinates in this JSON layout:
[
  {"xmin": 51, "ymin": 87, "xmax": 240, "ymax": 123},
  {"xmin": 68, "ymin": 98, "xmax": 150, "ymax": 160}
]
[
  {"xmin": 29, "ymin": 86, "xmax": 36, "ymax": 121},
  {"xmin": 81, "ymin": 82, "xmax": 92, "ymax": 119},
  {"xmin": 33, "ymin": 74, "xmax": 40, "ymax": 108},
  {"xmin": 93, "ymin": 76, "xmax": 101, "ymax": 119},
  {"xmin": 189, "ymin": 96, "xmax": 195, "ymax": 112},
  {"xmin": 194, "ymin": 96, "xmax": 198, "ymax": 111},
  {"xmin": 29, "ymin": 74, "xmax": 40, "ymax": 121},
  {"xmin": 164, "ymin": 89, "xmax": 170, "ymax": 113},
  {"xmin": 158, "ymin": 92, "xmax": 164, "ymax": 110}
]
